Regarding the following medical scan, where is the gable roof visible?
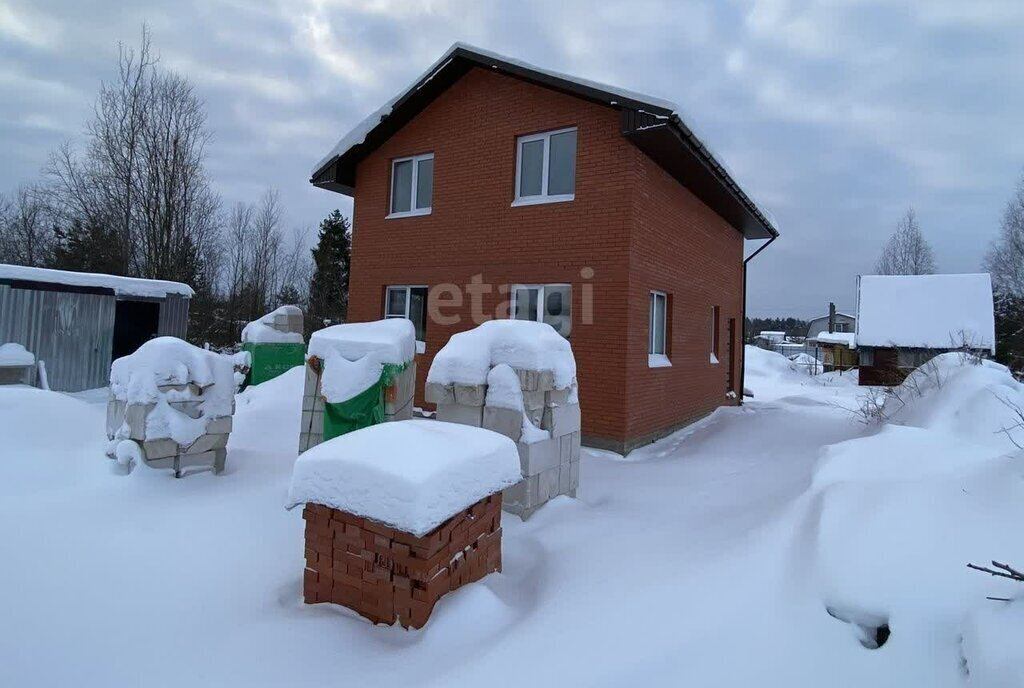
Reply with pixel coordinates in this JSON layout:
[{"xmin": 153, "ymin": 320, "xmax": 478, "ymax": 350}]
[
  {"xmin": 310, "ymin": 43, "xmax": 777, "ymax": 240},
  {"xmin": 808, "ymin": 312, "xmax": 855, "ymax": 322},
  {"xmin": 855, "ymin": 273, "xmax": 995, "ymax": 353}
]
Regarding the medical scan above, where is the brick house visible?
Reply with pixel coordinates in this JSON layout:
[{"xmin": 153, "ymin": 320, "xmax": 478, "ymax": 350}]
[{"xmin": 311, "ymin": 44, "xmax": 777, "ymax": 453}]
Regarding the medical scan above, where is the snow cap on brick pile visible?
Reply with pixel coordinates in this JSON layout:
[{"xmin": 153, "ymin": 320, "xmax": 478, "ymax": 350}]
[
  {"xmin": 320, "ymin": 354, "xmax": 384, "ymax": 404},
  {"xmin": 427, "ymin": 320, "xmax": 576, "ymax": 389},
  {"xmin": 109, "ymin": 337, "xmax": 235, "ymax": 444},
  {"xmin": 307, "ymin": 319, "xmax": 415, "ymax": 367},
  {"xmin": 286, "ymin": 419, "xmax": 521, "ymax": 536},
  {"xmin": 0, "ymin": 343, "xmax": 35, "ymax": 366},
  {"xmin": 240, "ymin": 305, "xmax": 304, "ymax": 344}
]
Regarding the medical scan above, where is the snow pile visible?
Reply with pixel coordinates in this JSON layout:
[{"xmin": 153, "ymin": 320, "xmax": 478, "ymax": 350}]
[
  {"xmin": 881, "ymin": 353, "xmax": 1024, "ymax": 449},
  {"xmin": 0, "ymin": 263, "xmax": 192, "ymax": 298},
  {"xmin": 109, "ymin": 337, "xmax": 235, "ymax": 445},
  {"xmin": 286, "ymin": 420, "xmax": 521, "ymax": 536},
  {"xmin": 0, "ymin": 343, "xmax": 34, "ymax": 366},
  {"xmin": 308, "ymin": 319, "xmax": 415, "ymax": 367},
  {"xmin": 427, "ymin": 320, "xmax": 576, "ymax": 388},
  {"xmin": 320, "ymin": 354, "xmax": 384, "ymax": 404},
  {"xmin": 856, "ymin": 273, "xmax": 995, "ymax": 351},
  {"xmin": 240, "ymin": 305, "xmax": 304, "ymax": 344},
  {"xmin": 962, "ymin": 599, "xmax": 1024, "ymax": 687},
  {"xmin": 745, "ymin": 346, "xmax": 811, "ymax": 381}
]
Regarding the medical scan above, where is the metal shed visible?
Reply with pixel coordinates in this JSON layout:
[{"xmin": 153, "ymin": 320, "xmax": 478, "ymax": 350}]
[{"xmin": 0, "ymin": 264, "xmax": 192, "ymax": 392}]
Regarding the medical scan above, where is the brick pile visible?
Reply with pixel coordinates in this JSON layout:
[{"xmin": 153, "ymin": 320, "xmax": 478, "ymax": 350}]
[
  {"xmin": 427, "ymin": 369, "xmax": 581, "ymax": 519},
  {"xmin": 298, "ymin": 357, "xmax": 417, "ymax": 453},
  {"xmin": 302, "ymin": 493, "xmax": 503, "ymax": 629},
  {"xmin": 106, "ymin": 382, "xmax": 233, "ymax": 477}
]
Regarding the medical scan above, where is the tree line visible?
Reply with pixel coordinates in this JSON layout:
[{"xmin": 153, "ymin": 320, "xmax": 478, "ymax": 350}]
[{"xmin": 0, "ymin": 27, "xmax": 351, "ymax": 347}]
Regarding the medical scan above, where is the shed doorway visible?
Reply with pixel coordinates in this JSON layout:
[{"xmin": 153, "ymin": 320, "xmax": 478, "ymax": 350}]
[{"xmin": 112, "ymin": 300, "xmax": 160, "ymax": 361}]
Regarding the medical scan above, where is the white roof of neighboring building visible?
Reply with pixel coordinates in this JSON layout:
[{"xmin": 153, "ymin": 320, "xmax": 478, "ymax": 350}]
[
  {"xmin": 814, "ymin": 331, "xmax": 857, "ymax": 349},
  {"xmin": 855, "ymin": 273, "xmax": 995, "ymax": 353},
  {"xmin": 756, "ymin": 331, "xmax": 786, "ymax": 340},
  {"xmin": 0, "ymin": 264, "xmax": 193, "ymax": 298}
]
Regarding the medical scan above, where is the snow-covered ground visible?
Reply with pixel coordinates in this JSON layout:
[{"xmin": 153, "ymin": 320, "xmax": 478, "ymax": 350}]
[{"xmin": 1, "ymin": 347, "xmax": 1021, "ymax": 686}]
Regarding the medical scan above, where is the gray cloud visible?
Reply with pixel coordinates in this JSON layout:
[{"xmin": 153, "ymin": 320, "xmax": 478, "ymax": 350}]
[{"xmin": 1, "ymin": 0, "xmax": 1022, "ymax": 317}]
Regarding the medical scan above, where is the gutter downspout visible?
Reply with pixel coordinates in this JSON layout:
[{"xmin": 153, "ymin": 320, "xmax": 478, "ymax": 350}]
[{"xmin": 739, "ymin": 234, "xmax": 778, "ymax": 402}]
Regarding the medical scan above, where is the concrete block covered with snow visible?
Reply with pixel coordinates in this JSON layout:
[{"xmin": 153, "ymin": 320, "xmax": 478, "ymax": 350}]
[
  {"xmin": 288, "ymin": 420, "xmax": 520, "ymax": 629},
  {"xmin": 299, "ymin": 319, "xmax": 417, "ymax": 453},
  {"xmin": 0, "ymin": 343, "xmax": 36, "ymax": 386},
  {"xmin": 427, "ymin": 320, "xmax": 581, "ymax": 519},
  {"xmin": 106, "ymin": 337, "xmax": 235, "ymax": 477}
]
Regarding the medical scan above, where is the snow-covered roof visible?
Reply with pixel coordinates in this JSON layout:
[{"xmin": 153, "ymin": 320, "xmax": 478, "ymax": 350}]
[
  {"xmin": 286, "ymin": 420, "xmax": 521, "ymax": 536},
  {"xmin": 0, "ymin": 264, "xmax": 193, "ymax": 299},
  {"xmin": 855, "ymin": 274, "xmax": 995, "ymax": 353},
  {"xmin": 311, "ymin": 42, "xmax": 676, "ymax": 178},
  {"xmin": 310, "ymin": 43, "xmax": 777, "ymax": 238},
  {"xmin": 813, "ymin": 331, "xmax": 856, "ymax": 349},
  {"xmin": 808, "ymin": 312, "xmax": 855, "ymax": 322}
]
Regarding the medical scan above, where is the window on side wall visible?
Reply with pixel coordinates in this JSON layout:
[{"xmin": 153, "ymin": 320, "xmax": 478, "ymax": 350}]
[
  {"xmin": 384, "ymin": 285, "xmax": 428, "ymax": 351},
  {"xmin": 389, "ymin": 153, "xmax": 433, "ymax": 217},
  {"xmin": 514, "ymin": 127, "xmax": 577, "ymax": 206},
  {"xmin": 510, "ymin": 284, "xmax": 572, "ymax": 338},
  {"xmin": 710, "ymin": 305, "xmax": 720, "ymax": 364},
  {"xmin": 649, "ymin": 291, "xmax": 670, "ymax": 368}
]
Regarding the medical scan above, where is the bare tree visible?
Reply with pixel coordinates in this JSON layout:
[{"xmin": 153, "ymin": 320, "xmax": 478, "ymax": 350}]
[
  {"xmin": 874, "ymin": 208, "xmax": 936, "ymax": 275},
  {"xmin": 41, "ymin": 24, "xmax": 220, "ymax": 285},
  {"xmin": 984, "ymin": 173, "xmax": 1024, "ymax": 297},
  {"xmin": 0, "ymin": 185, "xmax": 52, "ymax": 266}
]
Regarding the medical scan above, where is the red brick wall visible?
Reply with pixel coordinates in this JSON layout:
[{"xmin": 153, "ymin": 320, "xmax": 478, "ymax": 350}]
[
  {"xmin": 346, "ymin": 66, "xmax": 744, "ymax": 451},
  {"xmin": 623, "ymin": 147, "xmax": 744, "ymax": 447}
]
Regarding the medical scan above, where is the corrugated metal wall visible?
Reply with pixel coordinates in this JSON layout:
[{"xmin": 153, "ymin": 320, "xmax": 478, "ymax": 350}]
[
  {"xmin": 0, "ymin": 283, "xmax": 116, "ymax": 392},
  {"xmin": 157, "ymin": 294, "xmax": 190, "ymax": 338}
]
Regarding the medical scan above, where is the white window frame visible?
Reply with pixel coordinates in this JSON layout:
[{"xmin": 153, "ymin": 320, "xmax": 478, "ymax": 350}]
[
  {"xmin": 384, "ymin": 285, "xmax": 428, "ymax": 353},
  {"xmin": 387, "ymin": 153, "xmax": 433, "ymax": 219},
  {"xmin": 649, "ymin": 290, "xmax": 671, "ymax": 368},
  {"xmin": 710, "ymin": 305, "xmax": 720, "ymax": 365},
  {"xmin": 512, "ymin": 127, "xmax": 577, "ymax": 207},
  {"xmin": 509, "ymin": 283, "xmax": 572, "ymax": 337}
]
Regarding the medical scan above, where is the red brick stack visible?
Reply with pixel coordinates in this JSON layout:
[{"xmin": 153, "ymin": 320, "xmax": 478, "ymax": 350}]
[{"xmin": 302, "ymin": 493, "xmax": 503, "ymax": 629}]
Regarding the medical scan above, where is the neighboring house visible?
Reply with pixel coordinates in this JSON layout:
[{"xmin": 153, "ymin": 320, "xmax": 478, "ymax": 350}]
[
  {"xmin": 805, "ymin": 309, "xmax": 857, "ymax": 372},
  {"xmin": 310, "ymin": 44, "xmax": 778, "ymax": 453},
  {"xmin": 805, "ymin": 312, "xmax": 856, "ymax": 339},
  {"xmin": 0, "ymin": 264, "xmax": 192, "ymax": 392},
  {"xmin": 753, "ymin": 331, "xmax": 786, "ymax": 350},
  {"xmin": 854, "ymin": 273, "xmax": 995, "ymax": 386}
]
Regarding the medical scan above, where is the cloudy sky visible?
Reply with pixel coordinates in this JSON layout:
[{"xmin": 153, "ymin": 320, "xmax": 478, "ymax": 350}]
[{"xmin": 2, "ymin": 0, "xmax": 1023, "ymax": 317}]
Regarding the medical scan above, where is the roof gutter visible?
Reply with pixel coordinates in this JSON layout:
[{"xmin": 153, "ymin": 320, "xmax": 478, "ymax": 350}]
[{"xmin": 739, "ymin": 234, "xmax": 778, "ymax": 402}]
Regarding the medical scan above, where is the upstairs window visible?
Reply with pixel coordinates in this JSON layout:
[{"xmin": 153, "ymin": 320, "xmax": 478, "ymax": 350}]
[
  {"xmin": 385, "ymin": 285, "xmax": 427, "ymax": 346},
  {"xmin": 511, "ymin": 283, "xmax": 572, "ymax": 338},
  {"xmin": 514, "ymin": 128, "xmax": 577, "ymax": 205},
  {"xmin": 389, "ymin": 153, "xmax": 433, "ymax": 217}
]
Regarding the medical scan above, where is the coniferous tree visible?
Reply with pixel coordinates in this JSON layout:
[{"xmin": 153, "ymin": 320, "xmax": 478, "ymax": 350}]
[
  {"xmin": 307, "ymin": 210, "xmax": 351, "ymax": 338},
  {"xmin": 50, "ymin": 218, "xmax": 127, "ymax": 274}
]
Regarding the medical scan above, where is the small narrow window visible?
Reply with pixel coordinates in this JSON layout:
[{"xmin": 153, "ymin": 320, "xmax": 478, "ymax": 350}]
[
  {"xmin": 384, "ymin": 285, "xmax": 428, "ymax": 344},
  {"xmin": 649, "ymin": 291, "xmax": 670, "ymax": 367},
  {"xmin": 389, "ymin": 153, "xmax": 433, "ymax": 217},
  {"xmin": 514, "ymin": 128, "xmax": 577, "ymax": 205},
  {"xmin": 511, "ymin": 283, "xmax": 572, "ymax": 338},
  {"xmin": 711, "ymin": 306, "xmax": 720, "ymax": 364}
]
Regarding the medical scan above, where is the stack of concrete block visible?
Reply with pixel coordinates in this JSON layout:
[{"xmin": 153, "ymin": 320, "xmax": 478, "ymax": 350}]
[
  {"xmin": 427, "ymin": 368, "xmax": 581, "ymax": 519},
  {"xmin": 298, "ymin": 358, "xmax": 417, "ymax": 453},
  {"xmin": 0, "ymin": 343, "xmax": 36, "ymax": 386},
  {"xmin": 106, "ymin": 382, "xmax": 234, "ymax": 477}
]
